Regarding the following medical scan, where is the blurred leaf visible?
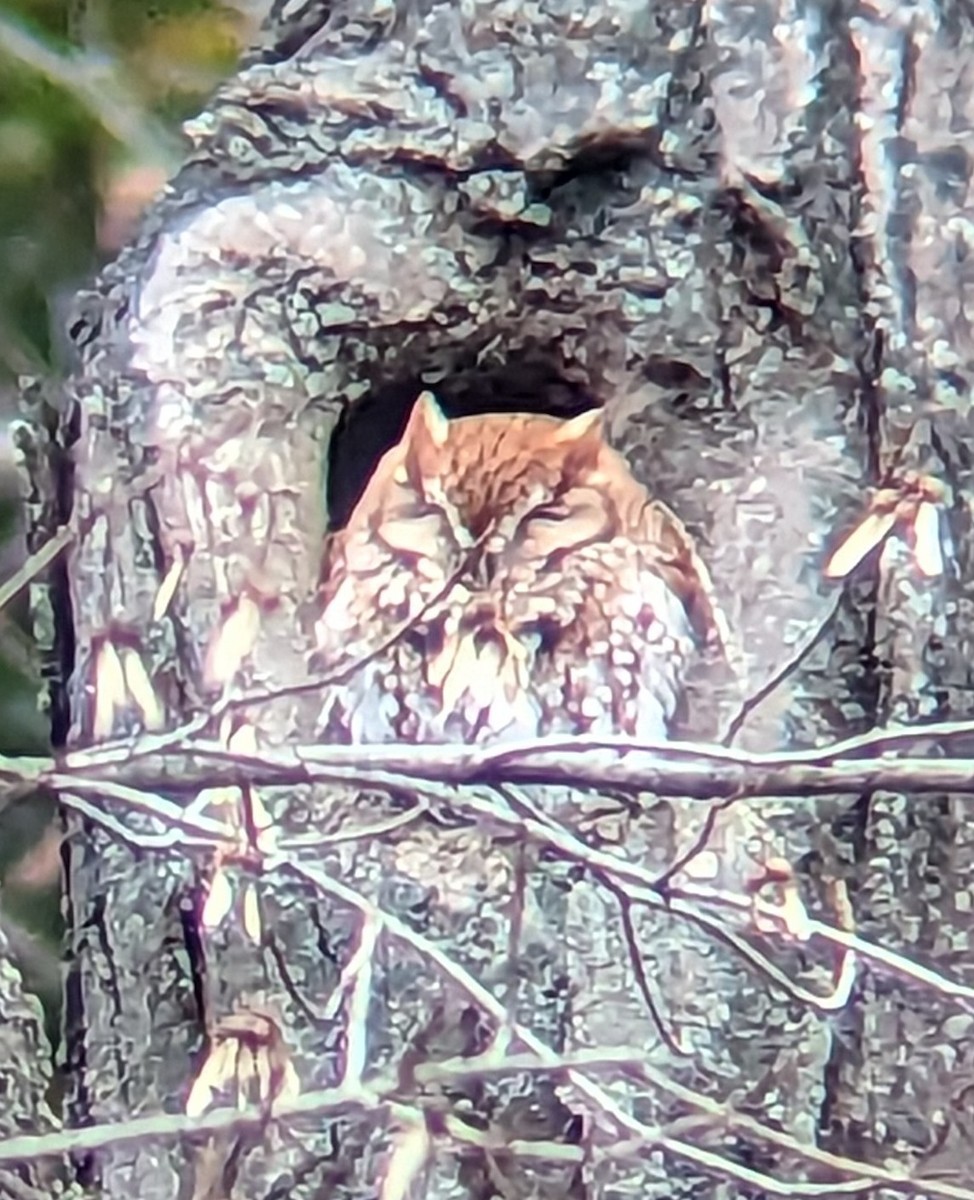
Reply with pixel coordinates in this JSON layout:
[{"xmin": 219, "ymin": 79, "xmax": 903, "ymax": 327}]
[
  {"xmin": 0, "ymin": 788, "xmax": 56, "ymax": 877},
  {"xmin": 0, "ymin": 0, "xmax": 245, "ymax": 377},
  {"xmin": 0, "ymin": 493, "xmax": 18, "ymax": 547}
]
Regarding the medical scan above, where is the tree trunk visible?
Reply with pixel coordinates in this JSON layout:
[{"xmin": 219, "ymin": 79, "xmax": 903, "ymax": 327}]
[{"xmin": 14, "ymin": 1, "xmax": 974, "ymax": 1198}]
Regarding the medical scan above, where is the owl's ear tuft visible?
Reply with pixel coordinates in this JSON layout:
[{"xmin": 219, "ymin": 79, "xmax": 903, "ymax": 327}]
[
  {"xmin": 552, "ymin": 406, "xmax": 604, "ymax": 446},
  {"xmin": 409, "ymin": 390, "xmax": 451, "ymax": 448}
]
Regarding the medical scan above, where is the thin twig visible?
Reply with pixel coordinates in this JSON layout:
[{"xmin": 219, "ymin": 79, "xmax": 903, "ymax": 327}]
[
  {"xmin": 221, "ymin": 531, "xmax": 494, "ymax": 713},
  {"xmin": 0, "ymin": 525, "xmax": 73, "ymax": 613},
  {"xmin": 720, "ymin": 595, "xmax": 843, "ymax": 745}
]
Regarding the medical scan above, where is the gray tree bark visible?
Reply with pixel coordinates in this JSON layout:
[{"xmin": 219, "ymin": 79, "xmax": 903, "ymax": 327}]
[{"xmin": 9, "ymin": 1, "xmax": 974, "ymax": 1198}]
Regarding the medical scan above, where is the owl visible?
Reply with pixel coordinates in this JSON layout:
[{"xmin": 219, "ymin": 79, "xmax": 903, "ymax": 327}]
[{"xmin": 313, "ymin": 392, "xmax": 723, "ymax": 743}]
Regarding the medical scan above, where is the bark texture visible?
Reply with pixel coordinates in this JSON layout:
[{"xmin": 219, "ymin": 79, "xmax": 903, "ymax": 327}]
[{"xmin": 13, "ymin": 1, "xmax": 974, "ymax": 1198}]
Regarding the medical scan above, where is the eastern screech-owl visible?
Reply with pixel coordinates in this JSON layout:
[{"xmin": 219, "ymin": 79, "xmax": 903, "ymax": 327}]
[{"xmin": 314, "ymin": 392, "xmax": 721, "ymax": 743}]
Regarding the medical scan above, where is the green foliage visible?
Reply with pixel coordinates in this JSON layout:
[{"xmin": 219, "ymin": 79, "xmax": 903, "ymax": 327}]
[
  {"xmin": 0, "ymin": 0, "xmax": 247, "ymax": 1042},
  {"xmin": 0, "ymin": 0, "xmax": 247, "ymax": 377}
]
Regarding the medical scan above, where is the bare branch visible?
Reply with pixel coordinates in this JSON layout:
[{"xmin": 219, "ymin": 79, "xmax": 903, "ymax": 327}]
[
  {"xmin": 0, "ymin": 525, "xmax": 73, "ymax": 614},
  {"xmin": 49, "ymin": 721, "xmax": 974, "ymax": 800}
]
